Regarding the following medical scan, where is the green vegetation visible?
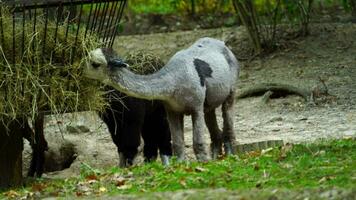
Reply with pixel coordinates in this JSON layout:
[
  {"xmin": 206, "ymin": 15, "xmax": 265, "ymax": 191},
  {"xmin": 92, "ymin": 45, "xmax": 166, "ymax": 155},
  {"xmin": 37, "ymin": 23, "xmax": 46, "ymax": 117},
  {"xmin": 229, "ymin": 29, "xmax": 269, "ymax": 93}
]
[
  {"xmin": 127, "ymin": 0, "xmax": 350, "ymax": 15},
  {"xmin": 1, "ymin": 139, "xmax": 354, "ymax": 198}
]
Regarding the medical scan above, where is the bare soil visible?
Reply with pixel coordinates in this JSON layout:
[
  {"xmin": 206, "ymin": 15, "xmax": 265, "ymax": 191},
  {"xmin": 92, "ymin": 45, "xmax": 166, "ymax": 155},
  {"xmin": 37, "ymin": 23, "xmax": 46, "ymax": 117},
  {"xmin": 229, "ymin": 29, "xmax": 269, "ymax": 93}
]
[{"xmin": 25, "ymin": 22, "xmax": 356, "ymax": 179}]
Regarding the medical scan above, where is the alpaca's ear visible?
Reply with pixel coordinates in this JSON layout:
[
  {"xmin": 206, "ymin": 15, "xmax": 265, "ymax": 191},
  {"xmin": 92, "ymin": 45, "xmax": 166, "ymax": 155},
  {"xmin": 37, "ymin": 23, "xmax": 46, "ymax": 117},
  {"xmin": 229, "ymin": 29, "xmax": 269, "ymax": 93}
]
[{"xmin": 108, "ymin": 58, "xmax": 128, "ymax": 68}]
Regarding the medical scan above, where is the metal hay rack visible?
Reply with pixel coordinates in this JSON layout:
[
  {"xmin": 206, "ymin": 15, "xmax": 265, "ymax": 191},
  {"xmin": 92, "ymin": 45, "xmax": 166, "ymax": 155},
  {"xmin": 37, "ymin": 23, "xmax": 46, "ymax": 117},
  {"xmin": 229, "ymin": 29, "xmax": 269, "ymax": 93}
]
[{"xmin": 0, "ymin": 0, "xmax": 127, "ymax": 65}]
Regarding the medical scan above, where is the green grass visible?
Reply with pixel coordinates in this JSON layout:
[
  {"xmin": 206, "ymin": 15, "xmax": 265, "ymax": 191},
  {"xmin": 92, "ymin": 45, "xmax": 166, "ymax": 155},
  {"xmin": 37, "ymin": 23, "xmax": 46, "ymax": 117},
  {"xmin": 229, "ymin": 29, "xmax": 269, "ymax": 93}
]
[{"xmin": 1, "ymin": 139, "xmax": 355, "ymax": 199}]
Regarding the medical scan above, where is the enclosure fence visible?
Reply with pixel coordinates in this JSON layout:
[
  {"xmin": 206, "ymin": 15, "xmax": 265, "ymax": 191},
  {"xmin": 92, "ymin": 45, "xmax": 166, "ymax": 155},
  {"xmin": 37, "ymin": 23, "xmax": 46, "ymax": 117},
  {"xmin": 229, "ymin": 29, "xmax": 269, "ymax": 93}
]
[{"xmin": 0, "ymin": 0, "xmax": 127, "ymax": 65}]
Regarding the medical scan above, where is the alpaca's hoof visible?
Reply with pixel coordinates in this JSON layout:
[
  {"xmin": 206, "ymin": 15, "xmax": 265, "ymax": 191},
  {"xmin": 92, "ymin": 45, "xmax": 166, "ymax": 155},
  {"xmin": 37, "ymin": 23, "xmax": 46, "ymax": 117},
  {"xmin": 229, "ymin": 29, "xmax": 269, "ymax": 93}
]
[
  {"xmin": 224, "ymin": 142, "xmax": 235, "ymax": 156},
  {"xmin": 160, "ymin": 154, "xmax": 170, "ymax": 166},
  {"xmin": 144, "ymin": 155, "xmax": 158, "ymax": 163},
  {"xmin": 119, "ymin": 152, "xmax": 134, "ymax": 167},
  {"xmin": 211, "ymin": 142, "xmax": 223, "ymax": 159}
]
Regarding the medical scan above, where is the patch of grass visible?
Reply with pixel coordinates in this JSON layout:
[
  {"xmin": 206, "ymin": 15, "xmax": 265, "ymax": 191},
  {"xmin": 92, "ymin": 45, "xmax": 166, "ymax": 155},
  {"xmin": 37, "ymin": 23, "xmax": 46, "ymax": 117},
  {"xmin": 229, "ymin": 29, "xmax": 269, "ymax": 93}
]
[{"xmin": 1, "ymin": 139, "xmax": 355, "ymax": 198}]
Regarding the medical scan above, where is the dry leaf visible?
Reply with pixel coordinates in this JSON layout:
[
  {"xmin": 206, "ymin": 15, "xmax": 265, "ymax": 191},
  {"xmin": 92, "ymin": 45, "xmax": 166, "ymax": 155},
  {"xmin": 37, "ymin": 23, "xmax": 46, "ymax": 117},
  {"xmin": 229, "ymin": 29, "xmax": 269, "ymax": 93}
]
[
  {"xmin": 195, "ymin": 166, "xmax": 207, "ymax": 172},
  {"xmin": 261, "ymin": 148, "xmax": 273, "ymax": 155},
  {"xmin": 179, "ymin": 179, "xmax": 187, "ymax": 187},
  {"xmin": 31, "ymin": 183, "xmax": 47, "ymax": 192},
  {"xmin": 117, "ymin": 184, "xmax": 132, "ymax": 190},
  {"xmin": 99, "ymin": 187, "xmax": 107, "ymax": 193},
  {"xmin": 86, "ymin": 174, "xmax": 98, "ymax": 181},
  {"xmin": 4, "ymin": 190, "xmax": 20, "ymax": 198}
]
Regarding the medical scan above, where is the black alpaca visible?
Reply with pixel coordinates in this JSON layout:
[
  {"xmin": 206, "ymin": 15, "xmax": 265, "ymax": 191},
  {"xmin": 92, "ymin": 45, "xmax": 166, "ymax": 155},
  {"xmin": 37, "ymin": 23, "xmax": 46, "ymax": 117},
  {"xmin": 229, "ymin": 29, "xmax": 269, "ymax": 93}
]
[
  {"xmin": 21, "ymin": 115, "xmax": 48, "ymax": 177},
  {"xmin": 100, "ymin": 88, "xmax": 172, "ymax": 167}
]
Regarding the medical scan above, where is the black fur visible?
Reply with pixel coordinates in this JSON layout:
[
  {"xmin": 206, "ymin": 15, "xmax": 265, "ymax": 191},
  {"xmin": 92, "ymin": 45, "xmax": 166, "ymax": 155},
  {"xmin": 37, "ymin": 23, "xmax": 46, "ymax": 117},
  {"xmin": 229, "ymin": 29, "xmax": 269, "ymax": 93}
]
[
  {"xmin": 100, "ymin": 87, "xmax": 172, "ymax": 166},
  {"xmin": 222, "ymin": 47, "xmax": 235, "ymax": 68},
  {"xmin": 194, "ymin": 58, "xmax": 213, "ymax": 86},
  {"xmin": 22, "ymin": 115, "xmax": 48, "ymax": 178}
]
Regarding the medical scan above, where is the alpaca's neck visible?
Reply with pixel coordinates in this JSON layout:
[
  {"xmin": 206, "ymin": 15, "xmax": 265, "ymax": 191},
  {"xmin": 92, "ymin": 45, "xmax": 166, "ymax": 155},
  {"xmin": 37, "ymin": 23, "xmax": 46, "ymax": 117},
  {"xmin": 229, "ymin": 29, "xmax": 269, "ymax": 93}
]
[{"xmin": 108, "ymin": 67, "xmax": 175, "ymax": 101}]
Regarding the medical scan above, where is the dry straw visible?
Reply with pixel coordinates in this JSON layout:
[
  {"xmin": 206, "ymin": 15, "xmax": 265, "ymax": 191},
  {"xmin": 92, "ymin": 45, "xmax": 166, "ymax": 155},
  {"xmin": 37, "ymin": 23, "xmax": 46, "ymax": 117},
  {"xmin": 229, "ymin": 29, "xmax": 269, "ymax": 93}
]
[
  {"xmin": 0, "ymin": 7, "xmax": 106, "ymax": 121},
  {"xmin": 125, "ymin": 51, "xmax": 165, "ymax": 75}
]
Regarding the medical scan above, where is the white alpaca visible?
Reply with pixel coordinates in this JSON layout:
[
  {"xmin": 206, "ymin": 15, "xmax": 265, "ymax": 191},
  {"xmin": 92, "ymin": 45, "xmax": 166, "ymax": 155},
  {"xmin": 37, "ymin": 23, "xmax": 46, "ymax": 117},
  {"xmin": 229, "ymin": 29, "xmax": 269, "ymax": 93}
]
[{"xmin": 84, "ymin": 37, "xmax": 240, "ymax": 161}]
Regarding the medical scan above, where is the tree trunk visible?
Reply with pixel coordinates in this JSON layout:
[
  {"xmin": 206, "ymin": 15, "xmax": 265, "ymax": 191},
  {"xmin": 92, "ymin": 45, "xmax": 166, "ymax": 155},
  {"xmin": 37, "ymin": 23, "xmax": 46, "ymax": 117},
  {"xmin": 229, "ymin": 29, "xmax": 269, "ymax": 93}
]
[
  {"xmin": 0, "ymin": 120, "xmax": 24, "ymax": 189},
  {"xmin": 350, "ymin": 0, "xmax": 356, "ymax": 22},
  {"xmin": 233, "ymin": 0, "xmax": 262, "ymax": 54},
  {"xmin": 190, "ymin": 0, "xmax": 196, "ymax": 17}
]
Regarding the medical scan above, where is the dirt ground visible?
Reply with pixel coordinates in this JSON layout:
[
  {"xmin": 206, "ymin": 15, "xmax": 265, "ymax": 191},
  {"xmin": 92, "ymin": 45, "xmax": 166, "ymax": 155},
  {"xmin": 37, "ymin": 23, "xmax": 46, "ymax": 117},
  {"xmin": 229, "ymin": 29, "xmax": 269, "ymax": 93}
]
[{"xmin": 25, "ymin": 22, "xmax": 356, "ymax": 179}]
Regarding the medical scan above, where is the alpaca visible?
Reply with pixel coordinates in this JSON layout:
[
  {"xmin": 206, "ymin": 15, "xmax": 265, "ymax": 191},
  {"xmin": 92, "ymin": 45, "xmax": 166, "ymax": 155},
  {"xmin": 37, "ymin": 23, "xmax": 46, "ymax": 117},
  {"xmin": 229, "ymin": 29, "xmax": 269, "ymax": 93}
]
[
  {"xmin": 21, "ymin": 116, "xmax": 48, "ymax": 177},
  {"xmin": 84, "ymin": 37, "xmax": 239, "ymax": 161},
  {"xmin": 100, "ymin": 87, "xmax": 172, "ymax": 167}
]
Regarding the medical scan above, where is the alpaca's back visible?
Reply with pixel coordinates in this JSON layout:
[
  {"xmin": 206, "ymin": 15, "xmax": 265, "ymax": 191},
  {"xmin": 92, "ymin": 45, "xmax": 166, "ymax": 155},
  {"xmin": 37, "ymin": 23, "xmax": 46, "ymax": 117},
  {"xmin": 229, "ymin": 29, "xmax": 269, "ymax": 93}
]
[{"xmin": 166, "ymin": 37, "xmax": 239, "ymax": 109}]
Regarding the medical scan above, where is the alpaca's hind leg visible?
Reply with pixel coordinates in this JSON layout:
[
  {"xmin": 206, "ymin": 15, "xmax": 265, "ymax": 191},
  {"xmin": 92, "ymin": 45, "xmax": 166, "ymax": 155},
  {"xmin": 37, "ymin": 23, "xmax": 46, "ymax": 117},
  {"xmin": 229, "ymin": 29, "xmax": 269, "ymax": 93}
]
[
  {"xmin": 192, "ymin": 109, "xmax": 208, "ymax": 161},
  {"xmin": 166, "ymin": 110, "xmax": 184, "ymax": 161},
  {"xmin": 222, "ymin": 91, "xmax": 236, "ymax": 155},
  {"xmin": 204, "ymin": 110, "xmax": 223, "ymax": 159}
]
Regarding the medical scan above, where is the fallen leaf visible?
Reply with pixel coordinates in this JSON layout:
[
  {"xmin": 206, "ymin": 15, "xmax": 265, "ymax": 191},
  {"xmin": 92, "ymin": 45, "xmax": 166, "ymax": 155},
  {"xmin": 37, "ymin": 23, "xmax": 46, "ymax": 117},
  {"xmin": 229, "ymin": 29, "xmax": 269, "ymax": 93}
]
[
  {"xmin": 31, "ymin": 183, "xmax": 47, "ymax": 192},
  {"xmin": 281, "ymin": 163, "xmax": 293, "ymax": 169},
  {"xmin": 115, "ymin": 178, "xmax": 126, "ymax": 187},
  {"xmin": 184, "ymin": 167, "xmax": 193, "ymax": 172},
  {"xmin": 86, "ymin": 174, "xmax": 98, "ymax": 181},
  {"xmin": 261, "ymin": 148, "xmax": 273, "ymax": 155},
  {"xmin": 87, "ymin": 179, "xmax": 97, "ymax": 185},
  {"xmin": 99, "ymin": 187, "xmax": 107, "ymax": 193},
  {"xmin": 179, "ymin": 179, "xmax": 187, "ymax": 187},
  {"xmin": 195, "ymin": 166, "xmax": 207, "ymax": 172},
  {"xmin": 248, "ymin": 151, "xmax": 261, "ymax": 157},
  {"xmin": 117, "ymin": 184, "xmax": 132, "ymax": 190},
  {"xmin": 76, "ymin": 191, "xmax": 83, "ymax": 197},
  {"xmin": 4, "ymin": 190, "xmax": 20, "ymax": 198},
  {"xmin": 278, "ymin": 143, "xmax": 293, "ymax": 160}
]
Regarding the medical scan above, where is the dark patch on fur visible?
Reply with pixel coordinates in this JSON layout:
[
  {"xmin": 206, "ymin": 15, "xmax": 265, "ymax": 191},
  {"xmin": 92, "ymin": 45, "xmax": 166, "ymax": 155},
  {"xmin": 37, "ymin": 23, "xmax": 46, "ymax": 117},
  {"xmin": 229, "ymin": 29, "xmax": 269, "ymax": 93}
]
[
  {"xmin": 222, "ymin": 47, "xmax": 235, "ymax": 68},
  {"xmin": 194, "ymin": 58, "xmax": 213, "ymax": 86}
]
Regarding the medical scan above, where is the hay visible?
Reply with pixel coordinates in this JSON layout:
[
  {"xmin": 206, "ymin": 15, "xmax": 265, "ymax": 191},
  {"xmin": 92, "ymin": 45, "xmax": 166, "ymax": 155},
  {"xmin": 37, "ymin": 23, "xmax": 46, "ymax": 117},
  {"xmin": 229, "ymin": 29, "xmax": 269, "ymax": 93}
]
[
  {"xmin": 0, "ymin": 8, "xmax": 106, "ymax": 120},
  {"xmin": 124, "ymin": 51, "xmax": 165, "ymax": 75}
]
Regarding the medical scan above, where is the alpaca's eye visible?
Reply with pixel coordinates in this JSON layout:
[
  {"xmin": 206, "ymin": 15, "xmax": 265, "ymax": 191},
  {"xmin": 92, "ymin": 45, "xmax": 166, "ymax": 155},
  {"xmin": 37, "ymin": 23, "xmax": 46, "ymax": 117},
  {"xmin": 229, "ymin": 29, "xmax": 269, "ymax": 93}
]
[{"xmin": 92, "ymin": 62, "xmax": 100, "ymax": 69}]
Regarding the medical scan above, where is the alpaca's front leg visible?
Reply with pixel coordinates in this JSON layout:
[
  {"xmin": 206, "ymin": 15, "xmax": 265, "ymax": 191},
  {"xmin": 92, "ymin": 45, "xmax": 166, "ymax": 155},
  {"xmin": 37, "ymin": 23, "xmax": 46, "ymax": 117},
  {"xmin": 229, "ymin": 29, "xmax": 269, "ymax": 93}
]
[
  {"xmin": 166, "ymin": 110, "xmax": 185, "ymax": 161},
  {"xmin": 192, "ymin": 109, "xmax": 208, "ymax": 161}
]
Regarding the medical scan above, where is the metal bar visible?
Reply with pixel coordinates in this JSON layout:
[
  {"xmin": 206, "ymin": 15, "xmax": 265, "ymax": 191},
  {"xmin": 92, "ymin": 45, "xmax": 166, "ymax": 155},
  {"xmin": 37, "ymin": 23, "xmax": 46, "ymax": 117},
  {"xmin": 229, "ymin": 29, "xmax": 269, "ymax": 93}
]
[
  {"xmin": 71, "ymin": 3, "xmax": 83, "ymax": 64},
  {"xmin": 12, "ymin": 9, "xmax": 16, "ymax": 65},
  {"xmin": 42, "ymin": 4, "xmax": 49, "ymax": 65},
  {"xmin": 90, "ymin": 2, "xmax": 102, "ymax": 34},
  {"xmin": 4, "ymin": 0, "xmax": 124, "ymax": 12},
  {"xmin": 84, "ymin": 0, "xmax": 94, "ymax": 38},
  {"xmin": 106, "ymin": 0, "xmax": 122, "ymax": 46},
  {"xmin": 62, "ymin": 1, "xmax": 73, "ymax": 64},
  {"xmin": 21, "ymin": 5, "xmax": 25, "ymax": 58},
  {"xmin": 0, "ymin": 5, "xmax": 5, "ymax": 57},
  {"xmin": 32, "ymin": 6, "xmax": 37, "ymax": 55},
  {"xmin": 54, "ymin": 3, "xmax": 63, "ymax": 46},
  {"xmin": 109, "ymin": 0, "xmax": 126, "ymax": 47},
  {"xmin": 102, "ymin": 0, "xmax": 118, "ymax": 44},
  {"xmin": 97, "ymin": 1, "xmax": 110, "ymax": 38}
]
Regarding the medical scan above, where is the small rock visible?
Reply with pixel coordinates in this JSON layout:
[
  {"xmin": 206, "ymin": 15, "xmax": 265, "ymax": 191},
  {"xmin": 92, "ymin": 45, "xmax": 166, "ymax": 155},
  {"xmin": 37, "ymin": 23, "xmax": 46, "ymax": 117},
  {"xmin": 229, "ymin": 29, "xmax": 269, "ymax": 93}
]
[{"xmin": 269, "ymin": 117, "xmax": 283, "ymax": 123}]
